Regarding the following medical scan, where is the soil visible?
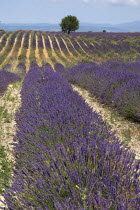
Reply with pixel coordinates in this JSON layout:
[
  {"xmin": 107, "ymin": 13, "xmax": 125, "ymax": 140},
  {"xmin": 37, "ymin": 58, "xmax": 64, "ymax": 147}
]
[
  {"xmin": 0, "ymin": 83, "xmax": 21, "ymax": 208},
  {"xmin": 0, "ymin": 37, "xmax": 18, "ymax": 70},
  {"xmin": 35, "ymin": 35, "xmax": 42, "ymax": 66},
  {"xmin": 26, "ymin": 33, "xmax": 31, "ymax": 70}
]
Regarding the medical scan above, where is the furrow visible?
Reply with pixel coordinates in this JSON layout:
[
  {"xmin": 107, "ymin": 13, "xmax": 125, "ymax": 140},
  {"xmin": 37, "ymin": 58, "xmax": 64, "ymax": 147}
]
[
  {"xmin": 74, "ymin": 39, "xmax": 88, "ymax": 55},
  {"xmin": 48, "ymin": 35, "xmax": 65, "ymax": 67},
  {"xmin": 0, "ymin": 37, "xmax": 18, "ymax": 69},
  {"xmin": 0, "ymin": 33, "xmax": 6, "ymax": 43},
  {"xmin": 66, "ymin": 37, "xmax": 80, "ymax": 56},
  {"xmin": 42, "ymin": 35, "xmax": 54, "ymax": 70},
  {"xmin": 13, "ymin": 33, "xmax": 25, "ymax": 69},
  {"xmin": 73, "ymin": 85, "xmax": 140, "ymax": 160},
  {"xmin": 60, "ymin": 36, "xmax": 74, "ymax": 57},
  {"xmin": 35, "ymin": 35, "xmax": 42, "ymax": 66},
  {"xmin": 0, "ymin": 33, "xmax": 10, "ymax": 56},
  {"xmin": 26, "ymin": 33, "xmax": 31, "ymax": 70}
]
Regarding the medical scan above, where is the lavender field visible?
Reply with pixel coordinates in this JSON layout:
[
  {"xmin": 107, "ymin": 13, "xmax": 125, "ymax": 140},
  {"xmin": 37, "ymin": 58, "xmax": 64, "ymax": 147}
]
[
  {"xmin": 0, "ymin": 31, "xmax": 140, "ymax": 209},
  {"xmin": 0, "ymin": 30, "xmax": 140, "ymax": 70}
]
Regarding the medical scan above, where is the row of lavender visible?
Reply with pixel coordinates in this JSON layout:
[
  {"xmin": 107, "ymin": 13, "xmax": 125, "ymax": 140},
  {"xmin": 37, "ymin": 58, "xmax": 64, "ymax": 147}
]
[
  {"xmin": 3, "ymin": 63, "xmax": 139, "ymax": 209},
  {"xmin": 0, "ymin": 70, "xmax": 21, "ymax": 96},
  {"xmin": 0, "ymin": 31, "xmax": 20, "ymax": 65},
  {"xmin": 0, "ymin": 63, "xmax": 26, "ymax": 96},
  {"xmin": 43, "ymin": 31, "xmax": 140, "ymax": 56},
  {"xmin": 37, "ymin": 31, "xmax": 140, "ymax": 56},
  {"xmin": 55, "ymin": 61, "xmax": 140, "ymax": 122},
  {"xmin": 0, "ymin": 31, "xmax": 140, "ymax": 61}
]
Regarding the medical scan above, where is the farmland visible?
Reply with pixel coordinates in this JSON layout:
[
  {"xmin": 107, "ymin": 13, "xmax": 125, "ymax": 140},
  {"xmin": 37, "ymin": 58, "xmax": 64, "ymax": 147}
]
[
  {"xmin": 0, "ymin": 30, "xmax": 140, "ymax": 70},
  {"xmin": 0, "ymin": 31, "xmax": 140, "ymax": 209}
]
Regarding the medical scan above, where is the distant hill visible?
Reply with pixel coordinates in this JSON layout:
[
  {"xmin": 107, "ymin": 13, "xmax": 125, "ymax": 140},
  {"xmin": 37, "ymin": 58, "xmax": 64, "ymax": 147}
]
[
  {"xmin": 79, "ymin": 21, "xmax": 140, "ymax": 32},
  {"xmin": 0, "ymin": 23, "xmax": 60, "ymax": 32},
  {"xmin": 0, "ymin": 21, "xmax": 140, "ymax": 32},
  {"xmin": 115, "ymin": 21, "xmax": 140, "ymax": 32}
]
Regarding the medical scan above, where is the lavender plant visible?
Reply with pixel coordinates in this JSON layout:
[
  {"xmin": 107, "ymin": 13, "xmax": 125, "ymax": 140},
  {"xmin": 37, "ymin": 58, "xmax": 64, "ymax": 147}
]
[
  {"xmin": 0, "ymin": 70, "xmax": 21, "ymax": 96},
  {"xmin": 0, "ymin": 32, "xmax": 10, "ymax": 51},
  {"xmin": 0, "ymin": 31, "xmax": 19, "ymax": 65},
  {"xmin": 4, "ymin": 137, "xmax": 140, "ymax": 209},
  {"xmin": 23, "ymin": 31, "xmax": 30, "ymax": 49},
  {"xmin": 57, "ymin": 61, "xmax": 140, "ymax": 121},
  {"xmin": 3, "ymin": 64, "xmax": 139, "ymax": 209},
  {"xmin": 16, "ymin": 63, "xmax": 26, "ymax": 78},
  {"xmin": 37, "ymin": 32, "xmax": 43, "ymax": 49}
]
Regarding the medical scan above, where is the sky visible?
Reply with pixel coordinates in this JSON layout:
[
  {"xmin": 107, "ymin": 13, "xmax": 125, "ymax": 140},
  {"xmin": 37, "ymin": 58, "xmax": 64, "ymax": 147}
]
[{"xmin": 0, "ymin": 0, "xmax": 140, "ymax": 24}]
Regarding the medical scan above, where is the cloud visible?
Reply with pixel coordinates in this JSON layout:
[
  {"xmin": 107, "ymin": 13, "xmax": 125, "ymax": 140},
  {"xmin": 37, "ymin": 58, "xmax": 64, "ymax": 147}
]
[
  {"xmin": 48, "ymin": 0, "xmax": 140, "ymax": 4},
  {"xmin": 82, "ymin": 0, "xmax": 91, "ymax": 3},
  {"xmin": 48, "ymin": 0, "xmax": 64, "ymax": 2},
  {"xmin": 81, "ymin": 0, "xmax": 140, "ymax": 5},
  {"xmin": 106, "ymin": 0, "xmax": 140, "ymax": 6}
]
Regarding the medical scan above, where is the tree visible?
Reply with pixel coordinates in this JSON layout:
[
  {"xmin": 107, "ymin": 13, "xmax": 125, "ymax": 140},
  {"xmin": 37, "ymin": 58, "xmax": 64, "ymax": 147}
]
[{"xmin": 60, "ymin": 15, "xmax": 79, "ymax": 34}]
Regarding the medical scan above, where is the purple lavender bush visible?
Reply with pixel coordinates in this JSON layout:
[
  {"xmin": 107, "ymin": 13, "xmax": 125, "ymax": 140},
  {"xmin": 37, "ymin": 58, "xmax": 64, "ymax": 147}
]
[
  {"xmin": 113, "ymin": 78, "xmax": 140, "ymax": 120},
  {"xmin": 3, "ymin": 64, "xmax": 139, "ymax": 209},
  {"xmin": 2, "ymin": 64, "xmax": 12, "ymax": 71},
  {"xmin": 99, "ymin": 61, "xmax": 140, "ymax": 75},
  {"xmin": 16, "ymin": 63, "xmax": 26, "ymax": 78},
  {"xmin": 37, "ymin": 32, "xmax": 43, "ymax": 48},
  {"xmin": 0, "ymin": 31, "xmax": 19, "ymax": 65},
  {"xmin": 0, "ymin": 33, "xmax": 9, "ymax": 51},
  {"xmin": 23, "ymin": 32, "xmax": 30, "ymax": 49},
  {"xmin": 4, "ymin": 137, "xmax": 139, "ymax": 209},
  {"xmin": 0, "ymin": 70, "xmax": 21, "ymax": 96},
  {"xmin": 56, "ymin": 62, "xmax": 140, "ymax": 121}
]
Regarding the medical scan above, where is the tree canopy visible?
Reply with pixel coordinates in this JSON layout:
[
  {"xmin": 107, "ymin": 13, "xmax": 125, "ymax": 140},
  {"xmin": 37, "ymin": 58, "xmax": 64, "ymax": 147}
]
[{"xmin": 60, "ymin": 15, "xmax": 79, "ymax": 34}]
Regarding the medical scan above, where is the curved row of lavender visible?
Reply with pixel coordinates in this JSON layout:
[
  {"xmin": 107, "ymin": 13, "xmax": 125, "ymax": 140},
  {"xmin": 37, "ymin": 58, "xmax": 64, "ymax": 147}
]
[
  {"xmin": 3, "ymin": 63, "xmax": 139, "ymax": 209},
  {"xmin": 16, "ymin": 63, "xmax": 26, "ymax": 78},
  {"xmin": 0, "ymin": 62, "xmax": 26, "ymax": 96},
  {"xmin": 55, "ymin": 61, "xmax": 140, "ymax": 122},
  {"xmin": 0, "ymin": 31, "xmax": 6, "ymax": 38},
  {"xmin": 23, "ymin": 31, "xmax": 30, "ymax": 49},
  {"xmin": 1, "ymin": 31, "xmax": 140, "ymax": 57},
  {"xmin": 0, "ymin": 68, "xmax": 21, "ymax": 96},
  {"xmin": 0, "ymin": 32, "xmax": 10, "ymax": 51},
  {"xmin": 50, "ymin": 32, "xmax": 139, "ymax": 54},
  {"xmin": 0, "ymin": 31, "xmax": 139, "ymax": 69},
  {"xmin": 99, "ymin": 61, "xmax": 140, "ymax": 74},
  {"xmin": 3, "ymin": 63, "xmax": 26, "ymax": 77},
  {"xmin": 43, "ymin": 31, "xmax": 140, "ymax": 53},
  {"xmin": 0, "ymin": 31, "xmax": 19, "ymax": 65}
]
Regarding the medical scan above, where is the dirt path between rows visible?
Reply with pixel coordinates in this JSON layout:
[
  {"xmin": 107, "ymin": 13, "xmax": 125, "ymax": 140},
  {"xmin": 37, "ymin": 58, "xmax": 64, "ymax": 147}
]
[
  {"xmin": 0, "ymin": 37, "xmax": 17, "ymax": 69},
  {"xmin": 35, "ymin": 35, "xmax": 42, "ymax": 66},
  {"xmin": 74, "ymin": 39, "xmax": 88, "ymax": 55},
  {"xmin": 61, "ymin": 37, "xmax": 76, "ymax": 61},
  {"xmin": 66, "ymin": 37, "xmax": 80, "ymax": 56},
  {"xmin": 42, "ymin": 35, "xmax": 49, "ymax": 59},
  {"xmin": 48, "ymin": 35, "xmax": 66, "ymax": 66},
  {"xmin": 26, "ymin": 33, "xmax": 31, "ymax": 70},
  {"xmin": 0, "ymin": 83, "xmax": 21, "ymax": 208},
  {"xmin": 73, "ymin": 85, "xmax": 140, "ymax": 160},
  {"xmin": 54, "ymin": 36, "xmax": 66, "ymax": 62},
  {"xmin": 81, "ymin": 40, "xmax": 89, "ymax": 48},
  {"xmin": 0, "ymin": 33, "xmax": 7, "ymax": 43},
  {"xmin": 0, "ymin": 34, "xmax": 10, "ymax": 56},
  {"xmin": 42, "ymin": 35, "xmax": 54, "ymax": 69},
  {"xmin": 12, "ymin": 33, "xmax": 25, "ymax": 69},
  {"xmin": 17, "ymin": 33, "xmax": 25, "ymax": 58}
]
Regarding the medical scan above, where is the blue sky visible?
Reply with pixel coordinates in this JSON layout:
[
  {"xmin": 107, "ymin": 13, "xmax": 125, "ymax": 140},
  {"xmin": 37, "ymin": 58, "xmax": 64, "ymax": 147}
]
[{"xmin": 0, "ymin": 0, "xmax": 140, "ymax": 24}]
